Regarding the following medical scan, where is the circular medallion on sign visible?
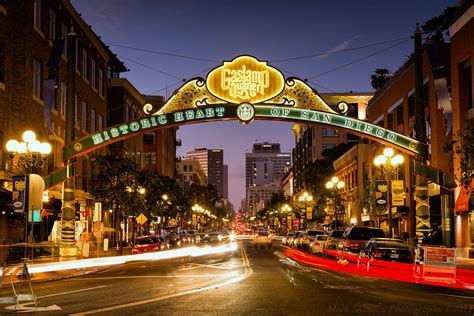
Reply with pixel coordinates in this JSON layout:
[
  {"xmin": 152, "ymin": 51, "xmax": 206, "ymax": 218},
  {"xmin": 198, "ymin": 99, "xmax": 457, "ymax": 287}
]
[
  {"xmin": 74, "ymin": 143, "xmax": 83, "ymax": 152},
  {"xmin": 236, "ymin": 103, "xmax": 255, "ymax": 124}
]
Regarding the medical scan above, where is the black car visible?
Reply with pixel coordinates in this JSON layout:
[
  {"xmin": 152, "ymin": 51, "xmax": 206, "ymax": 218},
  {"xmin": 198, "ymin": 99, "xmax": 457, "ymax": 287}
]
[
  {"xmin": 358, "ymin": 238, "xmax": 414, "ymax": 264},
  {"xmin": 338, "ymin": 226, "xmax": 386, "ymax": 254}
]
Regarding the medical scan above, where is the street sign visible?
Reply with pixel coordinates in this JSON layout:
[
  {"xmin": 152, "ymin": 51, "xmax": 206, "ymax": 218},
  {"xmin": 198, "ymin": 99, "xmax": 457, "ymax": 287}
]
[
  {"xmin": 136, "ymin": 213, "xmax": 148, "ymax": 226},
  {"xmin": 375, "ymin": 180, "xmax": 388, "ymax": 205}
]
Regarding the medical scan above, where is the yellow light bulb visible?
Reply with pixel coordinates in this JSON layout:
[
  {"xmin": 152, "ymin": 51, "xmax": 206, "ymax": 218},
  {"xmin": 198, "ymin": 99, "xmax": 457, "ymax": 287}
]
[
  {"xmin": 22, "ymin": 130, "xmax": 36, "ymax": 143},
  {"xmin": 383, "ymin": 147, "xmax": 394, "ymax": 157}
]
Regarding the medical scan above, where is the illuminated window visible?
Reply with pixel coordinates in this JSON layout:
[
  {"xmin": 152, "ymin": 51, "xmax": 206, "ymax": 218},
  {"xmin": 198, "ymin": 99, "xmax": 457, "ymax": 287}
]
[
  {"xmin": 145, "ymin": 153, "xmax": 156, "ymax": 165},
  {"xmin": 33, "ymin": 59, "xmax": 42, "ymax": 98},
  {"xmin": 143, "ymin": 133, "xmax": 156, "ymax": 144}
]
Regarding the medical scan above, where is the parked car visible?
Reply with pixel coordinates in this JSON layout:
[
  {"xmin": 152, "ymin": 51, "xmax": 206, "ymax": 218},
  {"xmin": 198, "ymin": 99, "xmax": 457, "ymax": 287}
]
[
  {"xmin": 338, "ymin": 226, "xmax": 385, "ymax": 254},
  {"xmin": 292, "ymin": 231, "xmax": 306, "ymax": 248},
  {"xmin": 253, "ymin": 230, "xmax": 273, "ymax": 249},
  {"xmin": 166, "ymin": 231, "xmax": 182, "ymax": 248},
  {"xmin": 358, "ymin": 238, "xmax": 414, "ymax": 264},
  {"xmin": 310, "ymin": 235, "xmax": 328, "ymax": 254},
  {"xmin": 132, "ymin": 235, "xmax": 168, "ymax": 254},
  {"xmin": 282, "ymin": 233, "xmax": 294, "ymax": 246},
  {"xmin": 301, "ymin": 230, "xmax": 326, "ymax": 250},
  {"xmin": 322, "ymin": 230, "xmax": 344, "ymax": 257}
]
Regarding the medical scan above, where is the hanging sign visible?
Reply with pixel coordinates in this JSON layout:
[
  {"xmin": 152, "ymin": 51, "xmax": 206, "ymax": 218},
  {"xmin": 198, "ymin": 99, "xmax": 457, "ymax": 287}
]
[
  {"xmin": 206, "ymin": 55, "xmax": 285, "ymax": 104},
  {"xmin": 375, "ymin": 180, "xmax": 388, "ymax": 205},
  {"xmin": 287, "ymin": 216, "xmax": 292, "ymax": 227},
  {"xmin": 306, "ymin": 207, "xmax": 313, "ymax": 220},
  {"xmin": 391, "ymin": 180, "xmax": 405, "ymax": 206},
  {"xmin": 12, "ymin": 176, "xmax": 26, "ymax": 213},
  {"xmin": 455, "ymin": 186, "xmax": 471, "ymax": 212}
]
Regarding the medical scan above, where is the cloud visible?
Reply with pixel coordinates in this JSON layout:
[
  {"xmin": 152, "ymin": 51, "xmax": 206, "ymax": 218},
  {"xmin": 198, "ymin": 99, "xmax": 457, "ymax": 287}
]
[{"xmin": 317, "ymin": 35, "xmax": 359, "ymax": 59}]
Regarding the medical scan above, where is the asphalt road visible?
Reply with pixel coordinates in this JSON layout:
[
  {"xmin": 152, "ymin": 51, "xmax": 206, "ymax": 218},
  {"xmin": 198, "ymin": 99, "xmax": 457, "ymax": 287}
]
[{"xmin": 0, "ymin": 242, "xmax": 473, "ymax": 315}]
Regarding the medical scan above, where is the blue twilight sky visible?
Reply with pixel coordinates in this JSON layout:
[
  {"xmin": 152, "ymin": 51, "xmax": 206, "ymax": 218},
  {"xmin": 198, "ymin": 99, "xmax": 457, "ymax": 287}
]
[{"xmin": 72, "ymin": 0, "xmax": 457, "ymax": 208}]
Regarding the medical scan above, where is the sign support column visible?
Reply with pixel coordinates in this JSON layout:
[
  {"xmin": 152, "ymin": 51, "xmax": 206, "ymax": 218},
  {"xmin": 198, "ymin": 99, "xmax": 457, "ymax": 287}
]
[{"xmin": 60, "ymin": 27, "xmax": 78, "ymax": 257}]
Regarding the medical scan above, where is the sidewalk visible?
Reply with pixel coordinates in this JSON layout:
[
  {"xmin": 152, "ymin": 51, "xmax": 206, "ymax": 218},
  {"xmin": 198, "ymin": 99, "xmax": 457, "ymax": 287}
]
[{"xmin": 3, "ymin": 246, "xmax": 132, "ymax": 285}]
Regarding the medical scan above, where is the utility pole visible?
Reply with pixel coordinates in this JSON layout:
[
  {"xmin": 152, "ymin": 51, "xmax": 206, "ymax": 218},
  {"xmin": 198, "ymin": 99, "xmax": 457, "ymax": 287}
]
[
  {"xmin": 60, "ymin": 26, "xmax": 78, "ymax": 257},
  {"xmin": 413, "ymin": 23, "xmax": 430, "ymax": 246}
]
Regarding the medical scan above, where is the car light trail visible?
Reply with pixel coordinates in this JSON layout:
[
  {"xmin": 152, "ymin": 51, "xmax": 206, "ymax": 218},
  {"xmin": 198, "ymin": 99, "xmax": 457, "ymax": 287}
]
[
  {"xmin": 283, "ymin": 248, "xmax": 474, "ymax": 290},
  {"xmin": 27, "ymin": 243, "xmax": 239, "ymax": 275}
]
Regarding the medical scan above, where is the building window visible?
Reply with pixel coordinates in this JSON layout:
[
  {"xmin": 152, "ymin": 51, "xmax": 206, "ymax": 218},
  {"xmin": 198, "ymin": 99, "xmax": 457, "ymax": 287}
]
[
  {"xmin": 48, "ymin": 7, "xmax": 56, "ymax": 40},
  {"xmin": 91, "ymin": 108, "xmax": 96, "ymax": 132},
  {"xmin": 125, "ymin": 105, "xmax": 130, "ymax": 121},
  {"xmin": 395, "ymin": 105, "xmax": 403, "ymax": 127},
  {"xmin": 81, "ymin": 101, "xmax": 87, "ymax": 130},
  {"xmin": 61, "ymin": 23, "xmax": 68, "ymax": 57},
  {"xmin": 131, "ymin": 108, "xmax": 136, "ymax": 121},
  {"xmin": 33, "ymin": 58, "xmax": 42, "ymax": 98},
  {"xmin": 322, "ymin": 144, "xmax": 335, "ymax": 151},
  {"xmin": 144, "ymin": 152, "xmax": 156, "ymax": 165},
  {"xmin": 60, "ymin": 82, "xmax": 67, "ymax": 117},
  {"xmin": 189, "ymin": 164, "xmax": 193, "ymax": 171},
  {"xmin": 74, "ymin": 95, "xmax": 78, "ymax": 122},
  {"xmin": 82, "ymin": 48, "xmax": 88, "ymax": 79},
  {"xmin": 408, "ymin": 94, "xmax": 415, "ymax": 118},
  {"xmin": 322, "ymin": 128, "xmax": 339, "ymax": 137},
  {"xmin": 98, "ymin": 114, "xmax": 103, "ymax": 131},
  {"xmin": 143, "ymin": 133, "xmax": 156, "ymax": 144},
  {"xmin": 91, "ymin": 58, "xmax": 96, "ymax": 88},
  {"xmin": 34, "ymin": 0, "xmax": 42, "ymax": 30},
  {"xmin": 98, "ymin": 68, "xmax": 103, "ymax": 96},
  {"xmin": 0, "ymin": 39, "xmax": 4, "ymax": 83},
  {"xmin": 75, "ymin": 40, "xmax": 79, "ymax": 70}
]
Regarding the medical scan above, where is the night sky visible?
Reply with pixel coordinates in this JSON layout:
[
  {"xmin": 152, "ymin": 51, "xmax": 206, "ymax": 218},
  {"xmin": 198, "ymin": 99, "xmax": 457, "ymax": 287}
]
[{"xmin": 72, "ymin": 0, "xmax": 457, "ymax": 208}]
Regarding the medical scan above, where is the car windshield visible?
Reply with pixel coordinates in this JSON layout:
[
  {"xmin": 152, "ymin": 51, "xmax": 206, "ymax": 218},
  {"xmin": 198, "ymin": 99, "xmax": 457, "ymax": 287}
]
[
  {"xmin": 136, "ymin": 237, "xmax": 157, "ymax": 245},
  {"xmin": 331, "ymin": 231, "xmax": 344, "ymax": 238},
  {"xmin": 375, "ymin": 241, "xmax": 409, "ymax": 249},
  {"xmin": 307, "ymin": 231, "xmax": 324, "ymax": 236},
  {"xmin": 349, "ymin": 228, "xmax": 385, "ymax": 240}
]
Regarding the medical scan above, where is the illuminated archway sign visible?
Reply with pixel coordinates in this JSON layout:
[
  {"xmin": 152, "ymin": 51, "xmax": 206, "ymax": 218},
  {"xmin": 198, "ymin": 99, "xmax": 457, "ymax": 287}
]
[{"xmin": 63, "ymin": 55, "xmax": 428, "ymax": 161}]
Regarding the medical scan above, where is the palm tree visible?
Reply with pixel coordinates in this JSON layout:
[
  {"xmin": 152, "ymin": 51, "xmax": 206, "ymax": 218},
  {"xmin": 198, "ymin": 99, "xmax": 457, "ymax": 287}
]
[{"xmin": 370, "ymin": 68, "xmax": 391, "ymax": 90}]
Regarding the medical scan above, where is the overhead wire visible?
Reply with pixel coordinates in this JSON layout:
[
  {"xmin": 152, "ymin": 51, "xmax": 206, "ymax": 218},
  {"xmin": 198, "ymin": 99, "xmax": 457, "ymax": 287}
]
[
  {"xmin": 306, "ymin": 38, "xmax": 411, "ymax": 80},
  {"xmin": 108, "ymin": 43, "xmax": 218, "ymax": 63},
  {"xmin": 117, "ymin": 54, "xmax": 184, "ymax": 80},
  {"xmin": 277, "ymin": 65, "xmax": 336, "ymax": 93},
  {"xmin": 270, "ymin": 36, "xmax": 412, "ymax": 63}
]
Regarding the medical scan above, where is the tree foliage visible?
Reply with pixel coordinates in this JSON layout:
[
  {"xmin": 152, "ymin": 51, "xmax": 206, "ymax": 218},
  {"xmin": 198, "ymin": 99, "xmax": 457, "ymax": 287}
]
[
  {"xmin": 453, "ymin": 124, "xmax": 474, "ymax": 190},
  {"xmin": 421, "ymin": 6, "xmax": 459, "ymax": 34},
  {"xmin": 370, "ymin": 68, "xmax": 392, "ymax": 90}
]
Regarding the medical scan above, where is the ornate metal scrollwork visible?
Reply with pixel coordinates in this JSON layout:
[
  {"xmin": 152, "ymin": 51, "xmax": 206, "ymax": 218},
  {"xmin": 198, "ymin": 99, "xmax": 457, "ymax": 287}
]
[{"xmin": 334, "ymin": 101, "xmax": 349, "ymax": 115}]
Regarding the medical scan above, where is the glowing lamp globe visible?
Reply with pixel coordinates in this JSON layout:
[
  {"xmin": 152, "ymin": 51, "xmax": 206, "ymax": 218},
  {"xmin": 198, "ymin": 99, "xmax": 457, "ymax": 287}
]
[
  {"xmin": 22, "ymin": 130, "xmax": 36, "ymax": 143},
  {"xmin": 325, "ymin": 182, "xmax": 334, "ymax": 189},
  {"xmin": 392, "ymin": 154, "xmax": 404, "ymax": 166},
  {"xmin": 6, "ymin": 140, "xmax": 19, "ymax": 152},
  {"xmin": 40, "ymin": 142, "xmax": 52, "ymax": 154},
  {"xmin": 383, "ymin": 147, "xmax": 394, "ymax": 157},
  {"xmin": 331, "ymin": 176, "xmax": 339, "ymax": 184}
]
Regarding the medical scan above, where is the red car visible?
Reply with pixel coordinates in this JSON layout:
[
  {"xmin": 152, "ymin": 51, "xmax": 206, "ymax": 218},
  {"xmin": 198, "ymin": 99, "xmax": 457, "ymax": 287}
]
[{"xmin": 132, "ymin": 235, "xmax": 169, "ymax": 254}]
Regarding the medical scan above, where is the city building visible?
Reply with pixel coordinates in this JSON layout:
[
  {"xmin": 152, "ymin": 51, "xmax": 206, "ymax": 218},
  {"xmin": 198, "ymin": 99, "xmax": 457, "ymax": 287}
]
[
  {"xmin": 245, "ymin": 142, "xmax": 291, "ymax": 213},
  {"xmin": 0, "ymin": 0, "xmax": 126, "ymax": 242},
  {"xmin": 107, "ymin": 78, "xmax": 145, "ymax": 167},
  {"xmin": 246, "ymin": 181, "xmax": 282, "ymax": 215},
  {"xmin": 292, "ymin": 93, "xmax": 373, "ymax": 192},
  {"xmin": 281, "ymin": 169, "xmax": 294, "ymax": 198},
  {"xmin": 176, "ymin": 159, "xmax": 207, "ymax": 186},
  {"xmin": 142, "ymin": 95, "xmax": 178, "ymax": 178},
  {"xmin": 186, "ymin": 148, "xmax": 226, "ymax": 197},
  {"xmin": 332, "ymin": 143, "xmax": 371, "ymax": 227},
  {"xmin": 223, "ymin": 164, "xmax": 229, "ymax": 201},
  {"xmin": 450, "ymin": 2, "xmax": 473, "ymax": 253}
]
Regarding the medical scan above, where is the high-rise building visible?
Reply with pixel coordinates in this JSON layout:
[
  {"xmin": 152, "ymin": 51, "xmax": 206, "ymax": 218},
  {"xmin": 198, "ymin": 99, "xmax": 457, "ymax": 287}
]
[
  {"xmin": 245, "ymin": 142, "xmax": 291, "ymax": 214},
  {"xmin": 186, "ymin": 148, "xmax": 225, "ymax": 197},
  {"xmin": 223, "ymin": 165, "xmax": 229, "ymax": 200}
]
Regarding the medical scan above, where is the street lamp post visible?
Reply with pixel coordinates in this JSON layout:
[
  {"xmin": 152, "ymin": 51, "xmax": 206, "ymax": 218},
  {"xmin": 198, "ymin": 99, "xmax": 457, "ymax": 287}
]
[
  {"xmin": 281, "ymin": 204, "xmax": 292, "ymax": 232},
  {"xmin": 298, "ymin": 191, "xmax": 313, "ymax": 230},
  {"xmin": 373, "ymin": 147, "xmax": 404, "ymax": 238},
  {"xmin": 325, "ymin": 177, "xmax": 345, "ymax": 230},
  {"xmin": 6, "ymin": 130, "xmax": 52, "ymax": 257}
]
